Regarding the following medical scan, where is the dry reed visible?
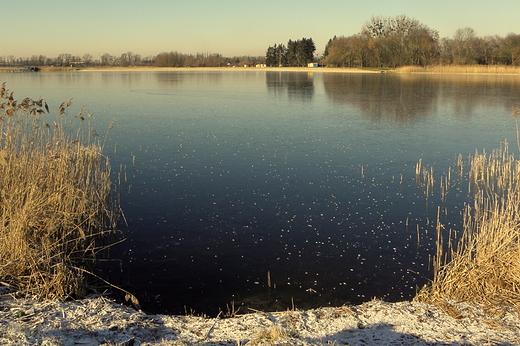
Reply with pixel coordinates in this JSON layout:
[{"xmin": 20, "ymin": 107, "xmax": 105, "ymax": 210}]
[
  {"xmin": 416, "ymin": 141, "xmax": 520, "ymax": 307},
  {"xmin": 0, "ymin": 83, "xmax": 122, "ymax": 300},
  {"xmin": 249, "ymin": 325, "xmax": 299, "ymax": 345},
  {"xmin": 394, "ymin": 65, "xmax": 520, "ymax": 75}
]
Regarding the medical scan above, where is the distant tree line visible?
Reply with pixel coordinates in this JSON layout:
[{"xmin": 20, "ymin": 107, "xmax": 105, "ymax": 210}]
[
  {"xmin": 265, "ymin": 38, "xmax": 316, "ymax": 67},
  {"xmin": 322, "ymin": 15, "xmax": 520, "ymax": 68},
  {"xmin": 154, "ymin": 52, "xmax": 265, "ymax": 67},
  {"xmin": 3, "ymin": 16, "xmax": 520, "ymax": 69},
  {"xmin": 0, "ymin": 51, "xmax": 154, "ymax": 67},
  {"xmin": 0, "ymin": 51, "xmax": 266, "ymax": 68}
]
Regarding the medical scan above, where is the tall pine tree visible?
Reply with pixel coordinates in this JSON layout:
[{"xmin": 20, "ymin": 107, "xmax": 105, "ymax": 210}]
[{"xmin": 265, "ymin": 38, "xmax": 315, "ymax": 67}]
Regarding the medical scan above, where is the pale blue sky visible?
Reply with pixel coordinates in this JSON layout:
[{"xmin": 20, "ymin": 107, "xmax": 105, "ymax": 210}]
[{"xmin": 4, "ymin": 0, "xmax": 519, "ymax": 59}]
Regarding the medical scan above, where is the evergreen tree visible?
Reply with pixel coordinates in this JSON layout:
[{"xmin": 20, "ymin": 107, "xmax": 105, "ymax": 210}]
[
  {"xmin": 275, "ymin": 44, "xmax": 287, "ymax": 66},
  {"xmin": 266, "ymin": 46, "xmax": 276, "ymax": 66},
  {"xmin": 286, "ymin": 40, "xmax": 297, "ymax": 66},
  {"xmin": 302, "ymin": 37, "xmax": 316, "ymax": 65},
  {"xmin": 266, "ymin": 38, "xmax": 315, "ymax": 67}
]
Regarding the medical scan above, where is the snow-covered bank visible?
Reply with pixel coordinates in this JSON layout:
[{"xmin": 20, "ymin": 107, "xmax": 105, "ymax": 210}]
[{"xmin": 1, "ymin": 296, "xmax": 519, "ymax": 345}]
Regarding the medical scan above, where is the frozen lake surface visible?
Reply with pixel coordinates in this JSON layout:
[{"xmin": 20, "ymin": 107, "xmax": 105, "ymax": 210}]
[{"xmin": 3, "ymin": 70, "xmax": 520, "ymax": 314}]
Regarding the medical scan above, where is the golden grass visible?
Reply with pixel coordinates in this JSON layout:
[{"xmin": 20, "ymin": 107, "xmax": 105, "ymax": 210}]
[
  {"xmin": 394, "ymin": 65, "xmax": 520, "ymax": 75},
  {"xmin": 416, "ymin": 140, "xmax": 520, "ymax": 307},
  {"xmin": 249, "ymin": 325, "xmax": 299, "ymax": 345},
  {"xmin": 0, "ymin": 83, "xmax": 121, "ymax": 300},
  {"xmin": 38, "ymin": 66, "xmax": 77, "ymax": 72}
]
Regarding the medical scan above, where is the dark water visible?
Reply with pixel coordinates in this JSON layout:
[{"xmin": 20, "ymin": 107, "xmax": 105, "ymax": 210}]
[{"xmin": 3, "ymin": 71, "xmax": 520, "ymax": 315}]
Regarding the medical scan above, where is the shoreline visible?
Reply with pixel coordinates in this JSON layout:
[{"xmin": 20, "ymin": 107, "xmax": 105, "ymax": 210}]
[
  {"xmin": 1, "ymin": 295, "xmax": 519, "ymax": 345},
  {"xmin": 4, "ymin": 65, "xmax": 519, "ymax": 75},
  {"xmin": 73, "ymin": 66, "xmax": 383, "ymax": 74}
]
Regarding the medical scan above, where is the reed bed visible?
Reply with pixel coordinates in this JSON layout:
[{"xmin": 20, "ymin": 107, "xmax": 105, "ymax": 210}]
[
  {"xmin": 394, "ymin": 65, "xmax": 520, "ymax": 75},
  {"xmin": 416, "ymin": 141, "xmax": 520, "ymax": 306},
  {"xmin": 0, "ymin": 83, "xmax": 121, "ymax": 300}
]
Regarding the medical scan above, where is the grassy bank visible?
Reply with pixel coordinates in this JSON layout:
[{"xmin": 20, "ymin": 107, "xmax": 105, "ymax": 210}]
[
  {"xmin": 0, "ymin": 83, "xmax": 121, "ymax": 300},
  {"xmin": 39, "ymin": 66, "xmax": 78, "ymax": 72},
  {"xmin": 394, "ymin": 65, "xmax": 520, "ymax": 74}
]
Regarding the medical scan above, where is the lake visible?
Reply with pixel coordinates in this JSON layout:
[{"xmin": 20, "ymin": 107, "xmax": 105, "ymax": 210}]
[{"xmin": 2, "ymin": 70, "xmax": 520, "ymax": 315}]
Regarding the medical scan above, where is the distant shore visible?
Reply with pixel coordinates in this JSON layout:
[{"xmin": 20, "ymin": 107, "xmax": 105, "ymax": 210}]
[
  {"xmin": 29, "ymin": 65, "xmax": 520, "ymax": 75},
  {"xmin": 3, "ymin": 65, "xmax": 519, "ymax": 75},
  {"xmin": 70, "ymin": 66, "xmax": 382, "ymax": 73}
]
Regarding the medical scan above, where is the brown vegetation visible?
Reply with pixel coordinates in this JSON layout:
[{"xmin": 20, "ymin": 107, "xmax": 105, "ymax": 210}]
[
  {"xmin": 394, "ymin": 65, "xmax": 520, "ymax": 74},
  {"xmin": 0, "ymin": 83, "xmax": 121, "ymax": 300},
  {"xmin": 416, "ymin": 133, "xmax": 520, "ymax": 306},
  {"xmin": 323, "ymin": 16, "xmax": 520, "ymax": 68}
]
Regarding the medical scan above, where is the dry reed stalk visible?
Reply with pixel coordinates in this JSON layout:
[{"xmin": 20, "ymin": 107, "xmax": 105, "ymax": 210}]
[
  {"xmin": 0, "ymin": 84, "xmax": 122, "ymax": 300},
  {"xmin": 512, "ymin": 105, "xmax": 519, "ymax": 152},
  {"xmin": 416, "ymin": 142, "xmax": 520, "ymax": 307},
  {"xmin": 415, "ymin": 159, "xmax": 435, "ymax": 208},
  {"xmin": 249, "ymin": 324, "xmax": 299, "ymax": 345}
]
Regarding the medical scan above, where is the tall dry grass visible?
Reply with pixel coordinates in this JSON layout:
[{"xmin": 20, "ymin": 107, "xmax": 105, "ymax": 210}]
[
  {"xmin": 394, "ymin": 65, "xmax": 520, "ymax": 75},
  {"xmin": 0, "ymin": 83, "xmax": 122, "ymax": 300},
  {"xmin": 416, "ymin": 139, "xmax": 520, "ymax": 306}
]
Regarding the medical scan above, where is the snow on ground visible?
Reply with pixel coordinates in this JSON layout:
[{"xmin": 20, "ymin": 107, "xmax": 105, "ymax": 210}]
[{"xmin": 1, "ymin": 295, "xmax": 519, "ymax": 345}]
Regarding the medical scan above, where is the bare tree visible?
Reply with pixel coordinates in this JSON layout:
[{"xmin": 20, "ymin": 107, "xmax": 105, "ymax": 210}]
[
  {"xmin": 323, "ymin": 36, "xmax": 350, "ymax": 67},
  {"xmin": 500, "ymin": 33, "xmax": 520, "ymax": 65},
  {"xmin": 100, "ymin": 53, "xmax": 114, "ymax": 66},
  {"xmin": 452, "ymin": 27, "xmax": 478, "ymax": 64},
  {"xmin": 82, "ymin": 54, "xmax": 93, "ymax": 66},
  {"xmin": 205, "ymin": 53, "xmax": 223, "ymax": 67},
  {"xmin": 360, "ymin": 15, "xmax": 439, "ymax": 67},
  {"xmin": 184, "ymin": 55, "xmax": 197, "ymax": 67},
  {"xmin": 119, "ymin": 52, "xmax": 129, "ymax": 66},
  {"xmin": 56, "ymin": 53, "xmax": 73, "ymax": 67},
  {"xmin": 132, "ymin": 53, "xmax": 142, "ymax": 66}
]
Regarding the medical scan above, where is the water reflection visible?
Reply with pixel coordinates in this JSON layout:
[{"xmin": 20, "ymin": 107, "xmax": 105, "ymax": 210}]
[
  {"xmin": 323, "ymin": 73, "xmax": 520, "ymax": 123},
  {"xmin": 2, "ymin": 71, "xmax": 519, "ymax": 316},
  {"xmin": 323, "ymin": 74, "xmax": 437, "ymax": 123},
  {"xmin": 100, "ymin": 72, "xmax": 143, "ymax": 87},
  {"xmin": 154, "ymin": 71, "xmax": 186, "ymax": 86},
  {"xmin": 266, "ymin": 71, "xmax": 314, "ymax": 101},
  {"xmin": 426, "ymin": 74, "xmax": 520, "ymax": 116}
]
